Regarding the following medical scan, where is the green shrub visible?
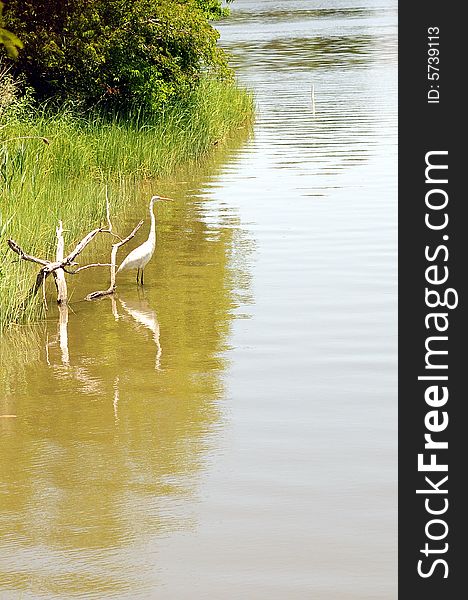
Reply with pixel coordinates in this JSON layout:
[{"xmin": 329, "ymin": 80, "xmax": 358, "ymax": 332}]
[{"xmin": 4, "ymin": 0, "xmax": 233, "ymax": 112}]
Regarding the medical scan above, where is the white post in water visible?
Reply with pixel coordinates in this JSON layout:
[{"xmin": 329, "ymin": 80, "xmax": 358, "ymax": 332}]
[{"xmin": 311, "ymin": 84, "xmax": 316, "ymax": 116}]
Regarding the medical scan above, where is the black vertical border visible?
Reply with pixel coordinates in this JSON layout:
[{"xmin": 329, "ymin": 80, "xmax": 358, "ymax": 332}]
[{"xmin": 399, "ymin": 2, "xmax": 465, "ymax": 598}]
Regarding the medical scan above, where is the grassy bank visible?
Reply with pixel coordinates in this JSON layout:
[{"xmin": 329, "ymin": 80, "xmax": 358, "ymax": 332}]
[{"xmin": 0, "ymin": 78, "xmax": 254, "ymax": 329}]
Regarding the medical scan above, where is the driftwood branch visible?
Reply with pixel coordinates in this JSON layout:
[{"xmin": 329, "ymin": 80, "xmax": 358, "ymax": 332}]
[
  {"xmin": 8, "ymin": 226, "xmax": 102, "ymax": 273},
  {"xmin": 53, "ymin": 221, "xmax": 68, "ymax": 305},
  {"xmin": 64, "ymin": 263, "xmax": 111, "ymax": 274},
  {"xmin": 116, "ymin": 220, "xmax": 144, "ymax": 248},
  {"xmin": 86, "ymin": 220, "xmax": 143, "ymax": 300},
  {"xmin": 104, "ymin": 187, "xmax": 113, "ymax": 233},
  {"xmin": 6, "ymin": 192, "xmax": 146, "ymax": 306},
  {"xmin": 6, "ymin": 239, "xmax": 51, "ymax": 305},
  {"xmin": 100, "ymin": 189, "xmax": 122, "ymax": 241},
  {"xmin": 42, "ymin": 272, "xmax": 48, "ymax": 310},
  {"xmin": 64, "ymin": 228, "xmax": 102, "ymax": 265},
  {"xmin": 7, "ymin": 239, "xmax": 49, "ymax": 266},
  {"xmin": 32, "ymin": 270, "xmax": 45, "ymax": 299},
  {"xmin": 7, "ymin": 225, "xmax": 102, "ymax": 304}
]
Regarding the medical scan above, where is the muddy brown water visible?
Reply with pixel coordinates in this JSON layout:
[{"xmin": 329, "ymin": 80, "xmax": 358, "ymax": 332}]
[{"xmin": 1, "ymin": 1, "xmax": 397, "ymax": 598}]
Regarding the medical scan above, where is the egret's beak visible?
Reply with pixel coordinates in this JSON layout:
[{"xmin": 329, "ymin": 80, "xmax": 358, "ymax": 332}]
[{"xmin": 154, "ymin": 195, "xmax": 173, "ymax": 202}]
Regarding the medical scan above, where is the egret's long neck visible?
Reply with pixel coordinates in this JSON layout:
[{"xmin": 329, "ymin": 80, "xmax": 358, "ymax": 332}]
[{"xmin": 148, "ymin": 202, "xmax": 156, "ymax": 246}]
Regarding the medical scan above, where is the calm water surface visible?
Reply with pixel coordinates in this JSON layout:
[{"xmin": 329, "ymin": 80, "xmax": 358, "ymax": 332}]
[{"xmin": 0, "ymin": 1, "xmax": 397, "ymax": 598}]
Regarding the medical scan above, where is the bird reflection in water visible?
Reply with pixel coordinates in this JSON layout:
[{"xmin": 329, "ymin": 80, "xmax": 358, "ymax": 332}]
[
  {"xmin": 119, "ymin": 294, "xmax": 162, "ymax": 371},
  {"xmin": 45, "ymin": 291, "xmax": 162, "ymax": 373}
]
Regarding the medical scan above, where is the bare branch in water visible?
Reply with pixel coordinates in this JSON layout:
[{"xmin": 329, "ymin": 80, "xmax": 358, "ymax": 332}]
[
  {"xmin": 7, "ymin": 239, "xmax": 48, "ymax": 266},
  {"xmin": 54, "ymin": 221, "xmax": 68, "ymax": 305},
  {"xmin": 6, "ymin": 195, "xmax": 144, "ymax": 306},
  {"xmin": 64, "ymin": 263, "xmax": 112, "ymax": 274},
  {"xmin": 86, "ymin": 220, "xmax": 143, "ymax": 300}
]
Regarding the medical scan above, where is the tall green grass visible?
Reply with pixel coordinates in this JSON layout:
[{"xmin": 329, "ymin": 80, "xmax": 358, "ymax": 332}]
[{"xmin": 0, "ymin": 78, "xmax": 254, "ymax": 328}]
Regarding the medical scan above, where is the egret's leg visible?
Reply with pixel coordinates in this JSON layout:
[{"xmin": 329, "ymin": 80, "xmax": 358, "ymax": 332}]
[
  {"xmin": 141, "ymin": 269, "xmax": 144, "ymax": 285},
  {"xmin": 136, "ymin": 268, "xmax": 140, "ymax": 284}
]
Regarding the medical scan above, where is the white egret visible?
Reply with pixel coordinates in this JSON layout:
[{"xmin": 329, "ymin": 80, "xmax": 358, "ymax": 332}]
[{"xmin": 117, "ymin": 195, "xmax": 171, "ymax": 285}]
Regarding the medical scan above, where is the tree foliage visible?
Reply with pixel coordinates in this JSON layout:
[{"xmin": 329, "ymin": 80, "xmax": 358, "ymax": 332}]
[
  {"xmin": 3, "ymin": 0, "xmax": 233, "ymax": 111},
  {"xmin": 195, "ymin": 0, "xmax": 233, "ymax": 19},
  {"xmin": 0, "ymin": 1, "xmax": 22, "ymax": 58}
]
